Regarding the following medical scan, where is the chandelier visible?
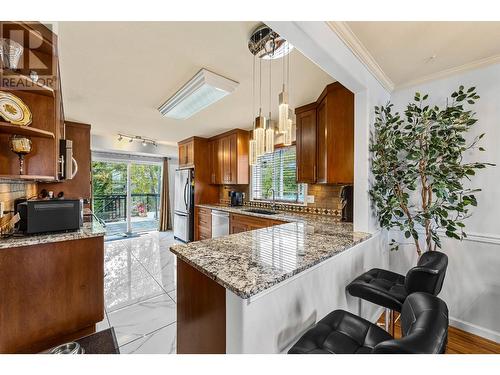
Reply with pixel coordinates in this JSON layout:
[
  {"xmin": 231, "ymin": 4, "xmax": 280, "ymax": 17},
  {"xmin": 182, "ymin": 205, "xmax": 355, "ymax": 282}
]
[{"xmin": 248, "ymin": 24, "xmax": 294, "ymax": 165}]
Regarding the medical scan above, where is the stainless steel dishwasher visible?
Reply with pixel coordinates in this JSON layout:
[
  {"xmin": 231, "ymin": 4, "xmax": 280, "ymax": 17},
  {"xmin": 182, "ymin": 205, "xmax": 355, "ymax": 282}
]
[{"xmin": 211, "ymin": 210, "xmax": 229, "ymax": 238}]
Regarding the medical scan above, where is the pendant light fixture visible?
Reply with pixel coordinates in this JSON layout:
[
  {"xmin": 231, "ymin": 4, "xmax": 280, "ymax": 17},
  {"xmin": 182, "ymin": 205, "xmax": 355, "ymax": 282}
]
[
  {"xmin": 283, "ymin": 44, "xmax": 294, "ymax": 145},
  {"xmin": 254, "ymin": 56, "xmax": 266, "ymax": 157},
  {"xmin": 249, "ymin": 55, "xmax": 257, "ymax": 166},
  {"xmin": 265, "ymin": 57, "xmax": 274, "ymax": 153},
  {"xmin": 278, "ymin": 46, "xmax": 289, "ymax": 134}
]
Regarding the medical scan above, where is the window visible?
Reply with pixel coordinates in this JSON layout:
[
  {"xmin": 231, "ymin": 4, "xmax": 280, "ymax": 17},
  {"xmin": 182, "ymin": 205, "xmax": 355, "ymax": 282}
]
[{"xmin": 251, "ymin": 146, "xmax": 306, "ymax": 204}]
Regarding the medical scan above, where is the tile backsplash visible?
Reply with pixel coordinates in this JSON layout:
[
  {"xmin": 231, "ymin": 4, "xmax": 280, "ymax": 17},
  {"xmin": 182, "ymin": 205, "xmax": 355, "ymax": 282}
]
[
  {"xmin": 0, "ymin": 181, "xmax": 37, "ymax": 212},
  {"xmin": 218, "ymin": 183, "xmax": 347, "ymax": 217}
]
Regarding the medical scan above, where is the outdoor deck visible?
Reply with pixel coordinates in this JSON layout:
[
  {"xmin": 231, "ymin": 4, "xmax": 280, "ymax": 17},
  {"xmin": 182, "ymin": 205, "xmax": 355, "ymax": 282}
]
[{"xmin": 104, "ymin": 217, "xmax": 159, "ymax": 236}]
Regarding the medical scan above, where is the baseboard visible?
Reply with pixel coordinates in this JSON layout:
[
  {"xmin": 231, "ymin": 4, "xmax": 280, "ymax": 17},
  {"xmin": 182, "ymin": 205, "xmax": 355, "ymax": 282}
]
[
  {"xmin": 449, "ymin": 316, "xmax": 500, "ymax": 344},
  {"xmin": 369, "ymin": 309, "xmax": 500, "ymax": 344}
]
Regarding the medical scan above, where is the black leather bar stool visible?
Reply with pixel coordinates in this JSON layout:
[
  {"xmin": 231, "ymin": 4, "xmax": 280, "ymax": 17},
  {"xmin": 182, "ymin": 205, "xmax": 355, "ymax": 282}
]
[
  {"xmin": 346, "ymin": 251, "xmax": 448, "ymax": 332},
  {"xmin": 288, "ymin": 292, "xmax": 448, "ymax": 354}
]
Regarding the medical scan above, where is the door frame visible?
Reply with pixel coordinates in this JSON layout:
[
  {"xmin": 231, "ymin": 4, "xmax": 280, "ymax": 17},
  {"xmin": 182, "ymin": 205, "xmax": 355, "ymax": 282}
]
[{"xmin": 92, "ymin": 154, "xmax": 163, "ymax": 234}]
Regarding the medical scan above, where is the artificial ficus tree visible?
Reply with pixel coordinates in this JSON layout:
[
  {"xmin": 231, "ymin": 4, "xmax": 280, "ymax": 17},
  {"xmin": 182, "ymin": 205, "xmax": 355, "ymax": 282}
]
[{"xmin": 369, "ymin": 86, "xmax": 494, "ymax": 257}]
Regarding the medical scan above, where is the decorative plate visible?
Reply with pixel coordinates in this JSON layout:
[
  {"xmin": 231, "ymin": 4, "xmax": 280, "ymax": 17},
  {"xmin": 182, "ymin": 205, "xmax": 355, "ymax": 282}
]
[{"xmin": 0, "ymin": 91, "xmax": 32, "ymax": 126}]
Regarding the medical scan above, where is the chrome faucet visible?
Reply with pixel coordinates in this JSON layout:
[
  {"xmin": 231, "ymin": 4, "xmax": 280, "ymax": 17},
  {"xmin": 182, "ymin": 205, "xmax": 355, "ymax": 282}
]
[{"xmin": 268, "ymin": 188, "xmax": 277, "ymax": 211}]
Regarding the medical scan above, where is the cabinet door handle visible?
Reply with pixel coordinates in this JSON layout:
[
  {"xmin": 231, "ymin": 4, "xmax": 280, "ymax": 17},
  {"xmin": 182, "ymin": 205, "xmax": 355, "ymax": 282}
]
[{"xmin": 313, "ymin": 165, "xmax": 316, "ymax": 181}]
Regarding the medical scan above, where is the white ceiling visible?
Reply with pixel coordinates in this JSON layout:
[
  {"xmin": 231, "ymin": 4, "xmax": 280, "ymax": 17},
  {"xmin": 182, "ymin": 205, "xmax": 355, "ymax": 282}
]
[
  {"xmin": 334, "ymin": 21, "xmax": 500, "ymax": 90},
  {"xmin": 58, "ymin": 22, "xmax": 334, "ymax": 146}
]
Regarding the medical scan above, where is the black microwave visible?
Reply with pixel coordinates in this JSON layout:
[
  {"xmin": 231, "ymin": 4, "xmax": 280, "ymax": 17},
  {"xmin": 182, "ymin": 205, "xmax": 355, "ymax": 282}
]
[{"xmin": 18, "ymin": 199, "xmax": 83, "ymax": 234}]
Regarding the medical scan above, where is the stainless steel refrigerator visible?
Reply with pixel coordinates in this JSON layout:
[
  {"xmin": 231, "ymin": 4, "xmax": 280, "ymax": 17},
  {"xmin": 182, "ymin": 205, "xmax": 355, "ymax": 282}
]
[{"xmin": 173, "ymin": 168, "xmax": 194, "ymax": 242}]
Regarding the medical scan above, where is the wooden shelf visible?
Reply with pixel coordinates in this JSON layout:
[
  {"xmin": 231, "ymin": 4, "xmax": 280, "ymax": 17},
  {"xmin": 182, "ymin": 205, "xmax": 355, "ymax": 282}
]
[
  {"xmin": 0, "ymin": 68, "xmax": 56, "ymax": 98},
  {"xmin": 0, "ymin": 122, "xmax": 55, "ymax": 139},
  {"xmin": 0, "ymin": 174, "xmax": 56, "ymax": 182}
]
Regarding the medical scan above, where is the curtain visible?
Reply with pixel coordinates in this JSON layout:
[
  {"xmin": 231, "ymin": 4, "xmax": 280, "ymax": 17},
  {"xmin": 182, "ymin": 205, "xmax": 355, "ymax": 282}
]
[{"xmin": 159, "ymin": 157, "xmax": 172, "ymax": 231}]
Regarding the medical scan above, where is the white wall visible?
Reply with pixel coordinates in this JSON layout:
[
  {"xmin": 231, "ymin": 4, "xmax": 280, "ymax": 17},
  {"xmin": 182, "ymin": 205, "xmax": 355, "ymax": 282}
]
[
  {"xmin": 92, "ymin": 133, "xmax": 178, "ymax": 158},
  {"xmin": 268, "ymin": 21, "xmax": 391, "ymax": 234},
  {"xmin": 390, "ymin": 63, "xmax": 500, "ymax": 342},
  {"xmin": 272, "ymin": 22, "xmax": 500, "ymax": 343}
]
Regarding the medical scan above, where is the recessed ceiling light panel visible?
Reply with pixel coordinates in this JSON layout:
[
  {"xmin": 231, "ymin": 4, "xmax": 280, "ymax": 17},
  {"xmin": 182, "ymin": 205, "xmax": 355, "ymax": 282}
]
[{"xmin": 158, "ymin": 68, "xmax": 239, "ymax": 120}]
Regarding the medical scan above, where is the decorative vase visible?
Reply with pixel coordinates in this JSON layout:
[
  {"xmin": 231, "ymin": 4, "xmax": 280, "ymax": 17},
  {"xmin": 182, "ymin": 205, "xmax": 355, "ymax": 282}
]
[{"xmin": 9, "ymin": 135, "xmax": 32, "ymax": 175}]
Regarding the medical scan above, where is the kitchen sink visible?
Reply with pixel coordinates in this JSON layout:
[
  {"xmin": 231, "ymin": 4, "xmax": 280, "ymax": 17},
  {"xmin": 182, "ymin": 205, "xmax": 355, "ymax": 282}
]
[{"xmin": 243, "ymin": 208, "xmax": 278, "ymax": 215}]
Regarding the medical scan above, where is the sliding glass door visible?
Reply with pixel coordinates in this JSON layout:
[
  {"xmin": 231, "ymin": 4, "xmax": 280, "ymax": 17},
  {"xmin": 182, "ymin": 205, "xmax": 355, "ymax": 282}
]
[
  {"xmin": 92, "ymin": 161, "xmax": 128, "ymax": 235},
  {"xmin": 130, "ymin": 163, "xmax": 162, "ymax": 233},
  {"xmin": 92, "ymin": 158, "xmax": 162, "ymax": 237}
]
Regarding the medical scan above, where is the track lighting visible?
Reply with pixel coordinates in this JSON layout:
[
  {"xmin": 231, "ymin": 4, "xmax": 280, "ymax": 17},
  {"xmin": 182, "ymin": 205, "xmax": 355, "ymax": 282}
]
[{"xmin": 117, "ymin": 133, "xmax": 158, "ymax": 147}]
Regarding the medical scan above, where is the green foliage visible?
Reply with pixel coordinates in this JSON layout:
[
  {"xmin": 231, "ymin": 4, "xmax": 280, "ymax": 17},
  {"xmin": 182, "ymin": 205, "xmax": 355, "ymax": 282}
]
[
  {"xmin": 92, "ymin": 162, "xmax": 161, "ymax": 196},
  {"xmin": 92, "ymin": 162, "xmax": 127, "ymax": 195},
  {"xmin": 369, "ymin": 86, "xmax": 494, "ymax": 256},
  {"xmin": 130, "ymin": 164, "xmax": 161, "ymax": 194},
  {"xmin": 92, "ymin": 162, "xmax": 161, "ymax": 217}
]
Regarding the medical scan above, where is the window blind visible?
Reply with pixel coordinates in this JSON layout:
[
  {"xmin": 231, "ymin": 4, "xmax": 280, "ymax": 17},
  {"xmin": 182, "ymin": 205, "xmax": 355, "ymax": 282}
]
[{"xmin": 251, "ymin": 146, "xmax": 306, "ymax": 204}]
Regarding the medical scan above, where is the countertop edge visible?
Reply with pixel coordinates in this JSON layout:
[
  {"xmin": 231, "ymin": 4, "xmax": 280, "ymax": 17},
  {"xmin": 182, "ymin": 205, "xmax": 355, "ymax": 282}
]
[
  {"xmin": 0, "ymin": 223, "xmax": 106, "ymax": 250},
  {"xmin": 170, "ymin": 230, "xmax": 372, "ymax": 299}
]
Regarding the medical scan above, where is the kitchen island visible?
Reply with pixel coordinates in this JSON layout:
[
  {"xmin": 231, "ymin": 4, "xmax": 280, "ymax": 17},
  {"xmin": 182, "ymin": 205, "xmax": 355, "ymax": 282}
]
[
  {"xmin": 0, "ymin": 221, "xmax": 106, "ymax": 353},
  {"xmin": 170, "ymin": 205, "xmax": 387, "ymax": 354}
]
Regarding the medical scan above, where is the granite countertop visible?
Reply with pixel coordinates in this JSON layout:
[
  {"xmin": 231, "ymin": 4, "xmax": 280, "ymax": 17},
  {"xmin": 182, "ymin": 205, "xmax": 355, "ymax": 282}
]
[
  {"xmin": 170, "ymin": 204, "xmax": 371, "ymax": 299},
  {"xmin": 0, "ymin": 220, "xmax": 106, "ymax": 250},
  {"xmin": 198, "ymin": 203, "xmax": 347, "ymax": 225}
]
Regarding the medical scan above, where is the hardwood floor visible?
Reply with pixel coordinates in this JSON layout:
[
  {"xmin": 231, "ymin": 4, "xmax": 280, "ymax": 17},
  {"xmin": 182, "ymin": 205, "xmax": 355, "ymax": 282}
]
[{"xmin": 379, "ymin": 313, "xmax": 500, "ymax": 354}]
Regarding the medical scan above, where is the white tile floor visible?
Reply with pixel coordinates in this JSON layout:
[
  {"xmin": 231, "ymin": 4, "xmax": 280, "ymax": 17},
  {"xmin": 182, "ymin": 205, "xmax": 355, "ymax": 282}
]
[{"xmin": 98, "ymin": 231, "xmax": 181, "ymax": 354}]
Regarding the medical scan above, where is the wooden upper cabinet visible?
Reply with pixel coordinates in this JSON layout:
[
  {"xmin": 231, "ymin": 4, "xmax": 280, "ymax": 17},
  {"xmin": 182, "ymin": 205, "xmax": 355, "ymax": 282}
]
[
  {"xmin": 178, "ymin": 138, "xmax": 195, "ymax": 169},
  {"xmin": 316, "ymin": 97, "xmax": 328, "ymax": 183},
  {"xmin": 209, "ymin": 129, "xmax": 249, "ymax": 185},
  {"xmin": 296, "ymin": 104, "xmax": 317, "ymax": 183},
  {"xmin": 41, "ymin": 121, "xmax": 91, "ymax": 203},
  {"xmin": 0, "ymin": 22, "xmax": 62, "ymax": 181},
  {"xmin": 222, "ymin": 134, "xmax": 238, "ymax": 184},
  {"xmin": 295, "ymin": 82, "xmax": 354, "ymax": 185},
  {"xmin": 320, "ymin": 83, "xmax": 354, "ymax": 184},
  {"xmin": 209, "ymin": 139, "xmax": 222, "ymax": 184}
]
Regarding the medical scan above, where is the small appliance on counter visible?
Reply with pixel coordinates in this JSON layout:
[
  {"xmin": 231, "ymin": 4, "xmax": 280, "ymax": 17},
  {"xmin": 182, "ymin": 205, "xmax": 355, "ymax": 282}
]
[
  {"xmin": 340, "ymin": 185, "xmax": 353, "ymax": 222},
  {"xmin": 18, "ymin": 199, "xmax": 83, "ymax": 234},
  {"xmin": 228, "ymin": 191, "xmax": 244, "ymax": 206}
]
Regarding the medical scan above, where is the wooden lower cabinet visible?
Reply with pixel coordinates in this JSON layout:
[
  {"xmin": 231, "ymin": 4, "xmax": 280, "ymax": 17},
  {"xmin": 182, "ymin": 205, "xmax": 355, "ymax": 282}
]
[
  {"xmin": 229, "ymin": 214, "xmax": 286, "ymax": 234},
  {"xmin": 0, "ymin": 236, "xmax": 104, "ymax": 353},
  {"xmin": 197, "ymin": 209, "xmax": 287, "ymax": 239},
  {"xmin": 195, "ymin": 207, "xmax": 212, "ymax": 241},
  {"xmin": 177, "ymin": 259, "xmax": 226, "ymax": 353}
]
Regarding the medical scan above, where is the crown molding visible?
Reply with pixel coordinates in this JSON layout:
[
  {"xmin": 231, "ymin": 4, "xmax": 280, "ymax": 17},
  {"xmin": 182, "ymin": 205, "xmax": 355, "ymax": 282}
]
[
  {"xmin": 328, "ymin": 21, "xmax": 500, "ymax": 93},
  {"xmin": 395, "ymin": 53, "xmax": 500, "ymax": 90},
  {"xmin": 327, "ymin": 21, "xmax": 395, "ymax": 92}
]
